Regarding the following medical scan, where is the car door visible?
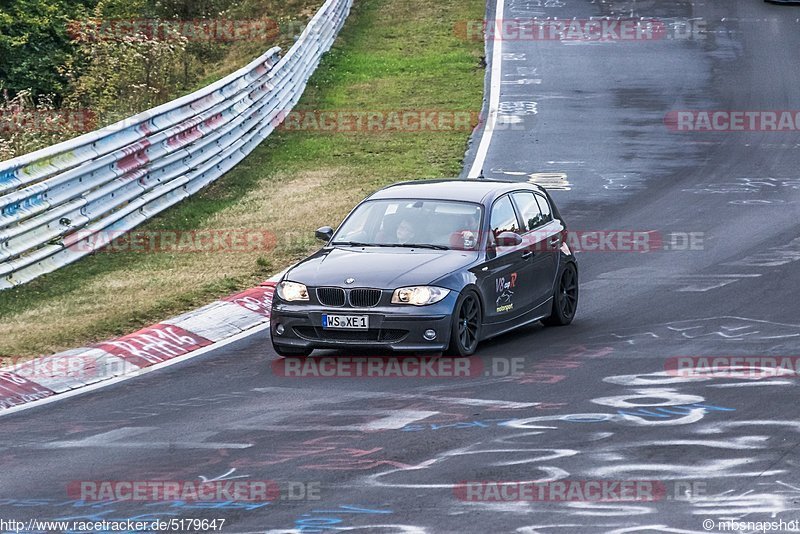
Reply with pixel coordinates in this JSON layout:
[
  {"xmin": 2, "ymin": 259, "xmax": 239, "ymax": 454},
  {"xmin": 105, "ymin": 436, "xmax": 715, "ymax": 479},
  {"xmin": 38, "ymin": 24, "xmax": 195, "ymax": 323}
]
[
  {"xmin": 535, "ymin": 192, "xmax": 565, "ymax": 295},
  {"xmin": 475, "ymin": 194, "xmax": 533, "ymax": 323},
  {"xmin": 511, "ymin": 191, "xmax": 561, "ymax": 309}
]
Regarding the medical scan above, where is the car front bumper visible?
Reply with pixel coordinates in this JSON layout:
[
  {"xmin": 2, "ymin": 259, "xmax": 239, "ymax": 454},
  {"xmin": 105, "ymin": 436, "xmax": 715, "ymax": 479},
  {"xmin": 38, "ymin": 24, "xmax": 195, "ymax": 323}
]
[{"xmin": 270, "ymin": 292, "xmax": 459, "ymax": 352}]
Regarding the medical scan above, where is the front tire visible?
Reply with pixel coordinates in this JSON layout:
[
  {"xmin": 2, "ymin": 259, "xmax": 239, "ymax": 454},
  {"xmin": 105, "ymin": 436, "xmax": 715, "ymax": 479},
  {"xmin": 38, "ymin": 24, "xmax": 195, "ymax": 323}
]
[
  {"xmin": 446, "ymin": 290, "xmax": 482, "ymax": 356},
  {"xmin": 542, "ymin": 262, "xmax": 578, "ymax": 326}
]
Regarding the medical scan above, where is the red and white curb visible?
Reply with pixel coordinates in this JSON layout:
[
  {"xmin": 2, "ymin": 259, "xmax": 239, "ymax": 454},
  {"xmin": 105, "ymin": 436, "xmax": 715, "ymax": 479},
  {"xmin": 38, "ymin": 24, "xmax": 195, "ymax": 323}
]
[{"xmin": 0, "ymin": 274, "xmax": 284, "ymax": 415}]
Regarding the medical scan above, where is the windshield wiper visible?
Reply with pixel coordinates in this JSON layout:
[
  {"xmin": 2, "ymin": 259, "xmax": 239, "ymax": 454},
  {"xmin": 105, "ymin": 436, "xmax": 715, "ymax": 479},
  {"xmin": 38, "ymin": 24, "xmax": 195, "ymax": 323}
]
[
  {"xmin": 331, "ymin": 241, "xmax": 449, "ymax": 250},
  {"xmin": 331, "ymin": 241, "xmax": 392, "ymax": 247},
  {"xmin": 392, "ymin": 243, "xmax": 449, "ymax": 250}
]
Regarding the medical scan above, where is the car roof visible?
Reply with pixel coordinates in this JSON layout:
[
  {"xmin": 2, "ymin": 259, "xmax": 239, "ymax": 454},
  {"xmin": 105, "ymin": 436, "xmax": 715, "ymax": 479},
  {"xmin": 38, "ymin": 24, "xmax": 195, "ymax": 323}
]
[{"xmin": 367, "ymin": 179, "xmax": 547, "ymax": 204}]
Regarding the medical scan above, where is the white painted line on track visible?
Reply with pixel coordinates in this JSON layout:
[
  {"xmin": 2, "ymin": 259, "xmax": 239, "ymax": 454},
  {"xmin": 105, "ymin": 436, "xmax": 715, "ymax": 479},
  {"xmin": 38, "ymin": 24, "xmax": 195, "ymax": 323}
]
[
  {"xmin": 253, "ymin": 387, "xmax": 538, "ymax": 410},
  {"xmin": 467, "ymin": 0, "xmax": 505, "ymax": 179}
]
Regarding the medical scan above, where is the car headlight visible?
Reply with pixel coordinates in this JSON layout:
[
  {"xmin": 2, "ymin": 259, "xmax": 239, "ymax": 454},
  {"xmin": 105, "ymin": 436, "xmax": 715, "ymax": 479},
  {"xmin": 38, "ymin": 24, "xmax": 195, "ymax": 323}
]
[
  {"xmin": 276, "ymin": 281, "xmax": 309, "ymax": 302},
  {"xmin": 391, "ymin": 286, "xmax": 450, "ymax": 306}
]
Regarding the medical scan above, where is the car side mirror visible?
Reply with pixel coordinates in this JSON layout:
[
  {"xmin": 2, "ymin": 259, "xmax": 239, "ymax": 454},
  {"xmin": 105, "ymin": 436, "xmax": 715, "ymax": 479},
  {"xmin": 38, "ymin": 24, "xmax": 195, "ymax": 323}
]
[
  {"xmin": 315, "ymin": 226, "xmax": 334, "ymax": 242},
  {"xmin": 496, "ymin": 231, "xmax": 522, "ymax": 247}
]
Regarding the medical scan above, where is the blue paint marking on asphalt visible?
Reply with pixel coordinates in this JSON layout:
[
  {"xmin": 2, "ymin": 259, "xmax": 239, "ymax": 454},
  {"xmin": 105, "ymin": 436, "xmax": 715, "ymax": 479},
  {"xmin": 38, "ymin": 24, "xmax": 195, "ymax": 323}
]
[
  {"xmin": 400, "ymin": 403, "xmax": 736, "ymax": 432},
  {"xmin": 293, "ymin": 505, "xmax": 393, "ymax": 533},
  {"xmin": 617, "ymin": 403, "xmax": 735, "ymax": 419},
  {"xmin": 143, "ymin": 500, "xmax": 269, "ymax": 510}
]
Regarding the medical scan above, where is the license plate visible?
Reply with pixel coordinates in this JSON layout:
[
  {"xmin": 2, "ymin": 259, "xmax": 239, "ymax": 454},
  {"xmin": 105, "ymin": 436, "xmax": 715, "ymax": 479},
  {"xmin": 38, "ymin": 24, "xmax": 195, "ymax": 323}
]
[{"xmin": 322, "ymin": 314, "xmax": 369, "ymax": 330}]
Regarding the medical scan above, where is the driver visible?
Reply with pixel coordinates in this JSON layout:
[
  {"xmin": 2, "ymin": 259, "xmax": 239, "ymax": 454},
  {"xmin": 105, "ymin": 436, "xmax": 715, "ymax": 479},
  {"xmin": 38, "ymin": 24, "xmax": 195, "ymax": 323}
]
[{"xmin": 396, "ymin": 218, "xmax": 417, "ymax": 244}]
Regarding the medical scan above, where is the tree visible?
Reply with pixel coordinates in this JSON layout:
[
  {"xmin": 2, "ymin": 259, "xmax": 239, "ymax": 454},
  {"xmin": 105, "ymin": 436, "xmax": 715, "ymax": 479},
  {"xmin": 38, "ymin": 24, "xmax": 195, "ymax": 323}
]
[
  {"xmin": 0, "ymin": 0, "xmax": 95, "ymax": 98},
  {"xmin": 61, "ymin": 0, "xmax": 191, "ymax": 125}
]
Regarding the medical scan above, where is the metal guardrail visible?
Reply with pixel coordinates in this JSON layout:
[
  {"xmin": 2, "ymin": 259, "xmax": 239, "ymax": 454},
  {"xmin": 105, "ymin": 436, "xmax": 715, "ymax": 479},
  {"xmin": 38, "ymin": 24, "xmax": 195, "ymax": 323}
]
[{"xmin": 0, "ymin": 0, "xmax": 352, "ymax": 290}]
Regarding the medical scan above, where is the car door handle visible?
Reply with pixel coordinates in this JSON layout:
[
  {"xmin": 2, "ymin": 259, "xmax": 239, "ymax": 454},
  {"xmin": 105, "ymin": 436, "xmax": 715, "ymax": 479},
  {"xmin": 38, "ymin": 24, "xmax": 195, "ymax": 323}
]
[
  {"xmin": 521, "ymin": 251, "xmax": 533, "ymax": 260},
  {"xmin": 548, "ymin": 237, "xmax": 560, "ymax": 246}
]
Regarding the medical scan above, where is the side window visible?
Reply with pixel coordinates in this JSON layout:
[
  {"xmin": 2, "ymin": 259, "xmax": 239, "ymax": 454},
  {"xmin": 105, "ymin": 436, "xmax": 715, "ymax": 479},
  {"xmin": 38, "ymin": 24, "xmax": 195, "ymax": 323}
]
[
  {"xmin": 490, "ymin": 195, "xmax": 520, "ymax": 239},
  {"xmin": 535, "ymin": 194, "xmax": 553, "ymax": 223},
  {"xmin": 511, "ymin": 192, "xmax": 544, "ymax": 231}
]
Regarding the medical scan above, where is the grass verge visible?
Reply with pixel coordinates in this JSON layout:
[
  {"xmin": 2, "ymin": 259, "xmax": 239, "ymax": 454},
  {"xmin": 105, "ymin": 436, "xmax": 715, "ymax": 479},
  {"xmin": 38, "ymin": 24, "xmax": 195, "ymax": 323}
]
[{"xmin": 0, "ymin": 0, "xmax": 486, "ymax": 358}]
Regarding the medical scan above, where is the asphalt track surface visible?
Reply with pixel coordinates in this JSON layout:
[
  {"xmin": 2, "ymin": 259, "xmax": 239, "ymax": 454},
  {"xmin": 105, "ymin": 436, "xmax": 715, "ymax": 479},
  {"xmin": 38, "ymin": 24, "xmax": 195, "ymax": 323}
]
[{"xmin": 3, "ymin": 1, "xmax": 800, "ymax": 533}]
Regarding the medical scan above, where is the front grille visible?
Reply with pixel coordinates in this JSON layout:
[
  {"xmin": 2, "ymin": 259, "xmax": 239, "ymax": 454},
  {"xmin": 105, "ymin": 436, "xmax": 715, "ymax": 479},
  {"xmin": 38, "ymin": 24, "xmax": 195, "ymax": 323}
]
[
  {"xmin": 378, "ymin": 329, "xmax": 407, "ymax": 342},
  {"xmin": 293, "ymin": 326, "xmax": 408, "ymax": 343},
  {"xmin": 317, "ymin": 287, "xmax": 346, "ymax": 307},
  {"xmin": 349, "ymin": 288, "xmax": 382, "ymax": 308}
]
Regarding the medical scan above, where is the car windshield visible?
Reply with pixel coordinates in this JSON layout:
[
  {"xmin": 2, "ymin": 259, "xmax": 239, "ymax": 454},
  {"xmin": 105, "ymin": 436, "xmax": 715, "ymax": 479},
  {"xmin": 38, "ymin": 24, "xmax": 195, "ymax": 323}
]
[{"xmin": 331, "ymin": 199, "xmax": 483, "ymax": 250}]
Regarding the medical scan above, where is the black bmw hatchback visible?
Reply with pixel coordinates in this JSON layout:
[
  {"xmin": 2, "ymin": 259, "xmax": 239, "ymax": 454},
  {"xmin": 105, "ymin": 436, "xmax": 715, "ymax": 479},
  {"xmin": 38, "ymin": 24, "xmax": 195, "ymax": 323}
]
[{"xmin": 270, "ymin": 179, "xmax": 578, "ymax": 357}]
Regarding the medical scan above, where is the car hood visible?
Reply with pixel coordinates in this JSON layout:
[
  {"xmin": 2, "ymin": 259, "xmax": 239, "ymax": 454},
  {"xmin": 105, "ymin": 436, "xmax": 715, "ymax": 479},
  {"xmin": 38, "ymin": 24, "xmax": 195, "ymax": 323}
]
[{"xmin": 285, "ymin": 246, "xmax": 480, "ymax": 289}]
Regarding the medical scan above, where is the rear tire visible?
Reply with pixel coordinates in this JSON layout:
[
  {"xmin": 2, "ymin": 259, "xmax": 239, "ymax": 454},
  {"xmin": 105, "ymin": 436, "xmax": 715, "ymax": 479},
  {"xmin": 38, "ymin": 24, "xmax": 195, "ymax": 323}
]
[
  {"xmin": 542, "ymin": 262, "xmax": 578, "ymax": 326},
  {"xmin": 446, "ymin": 290, "xmax": 482, "ymax": 356}
]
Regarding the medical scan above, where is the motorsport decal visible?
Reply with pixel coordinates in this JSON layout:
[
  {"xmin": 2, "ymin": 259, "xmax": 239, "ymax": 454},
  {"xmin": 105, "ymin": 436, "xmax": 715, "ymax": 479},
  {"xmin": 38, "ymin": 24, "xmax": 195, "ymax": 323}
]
[{"xmin": 495, "ymin": 272, "xmax": 518, "ymax": 313}]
